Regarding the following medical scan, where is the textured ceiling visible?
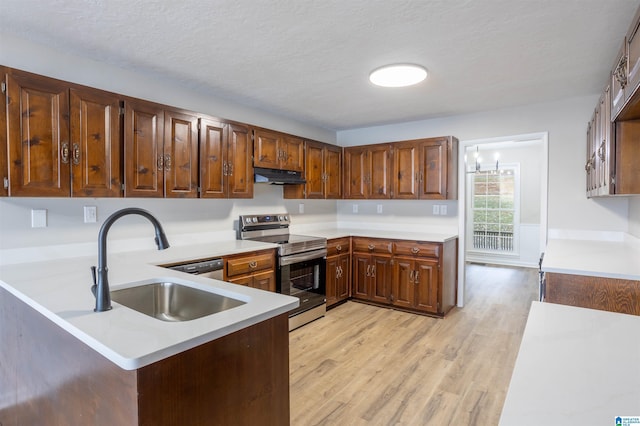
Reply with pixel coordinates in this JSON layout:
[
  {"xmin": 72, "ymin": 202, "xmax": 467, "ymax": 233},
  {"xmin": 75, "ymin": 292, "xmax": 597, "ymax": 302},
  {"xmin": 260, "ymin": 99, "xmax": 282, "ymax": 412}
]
[{"xmin": 1, "ymin": 0, "xmax": 639, "ymax": 130}]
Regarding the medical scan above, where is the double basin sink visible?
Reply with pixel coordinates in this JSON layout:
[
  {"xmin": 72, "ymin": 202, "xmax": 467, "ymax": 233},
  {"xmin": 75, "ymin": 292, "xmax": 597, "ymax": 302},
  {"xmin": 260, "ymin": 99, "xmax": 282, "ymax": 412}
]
[{"xmin": 111, "ymin": 281, "xmax": 246, "ymax": 322}]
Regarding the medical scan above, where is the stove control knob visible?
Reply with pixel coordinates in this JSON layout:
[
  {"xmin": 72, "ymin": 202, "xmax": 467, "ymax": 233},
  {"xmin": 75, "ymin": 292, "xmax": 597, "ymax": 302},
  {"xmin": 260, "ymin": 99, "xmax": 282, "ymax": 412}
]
[
  {"xmin": 284, "ymin": 215, "xmax": 289, "ymax": 221},
  {"xmin": 252, "ymin": 217, "xmax": 258, "ymax": 223},
  {"xmin": 278, "ymin": 215, "xmax": 284, "ymax": 221}
]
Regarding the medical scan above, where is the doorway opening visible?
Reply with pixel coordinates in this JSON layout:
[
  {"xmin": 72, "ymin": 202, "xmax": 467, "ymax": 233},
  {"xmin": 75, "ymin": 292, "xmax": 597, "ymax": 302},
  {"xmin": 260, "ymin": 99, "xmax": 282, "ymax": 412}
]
[{"xmin": 456, "ymin": 132, "xmax": 548, "ymax": 307}]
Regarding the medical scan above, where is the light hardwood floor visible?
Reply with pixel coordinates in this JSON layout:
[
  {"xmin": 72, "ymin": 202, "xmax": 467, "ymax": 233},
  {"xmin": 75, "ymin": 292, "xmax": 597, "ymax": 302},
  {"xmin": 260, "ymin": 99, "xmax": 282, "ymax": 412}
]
[{"xmin": 289, "ymin": 264, "xmax": 538, "ymax": 425}]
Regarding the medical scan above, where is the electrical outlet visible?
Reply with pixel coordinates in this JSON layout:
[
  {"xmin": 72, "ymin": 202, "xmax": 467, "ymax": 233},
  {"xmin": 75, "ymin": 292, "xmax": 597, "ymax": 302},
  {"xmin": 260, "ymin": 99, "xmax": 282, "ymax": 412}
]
[
  {"xmin": 298, "ymin": 203, "xmax": 305, "ymax": 214},
  {"xmin": 440, "ymin": 205, "xmax": 448, "ymax": 215},
  {"xmin": 353, "ymin": 204, "xmax": 359, "ymax": 213},
  {"xmin": 31, "ymin": 209, "xmax": 47, "ymax": 228},
  {"xmin": 432, "ymin": 205, "xmax": 440, "ymax": 215},
  {"xmin": 84, "ymin": 206, "xmax": 97, "ymax": 223},
  {"xmin": 377, "ymin": 204, "xmax": 383, "ymax": 214}
]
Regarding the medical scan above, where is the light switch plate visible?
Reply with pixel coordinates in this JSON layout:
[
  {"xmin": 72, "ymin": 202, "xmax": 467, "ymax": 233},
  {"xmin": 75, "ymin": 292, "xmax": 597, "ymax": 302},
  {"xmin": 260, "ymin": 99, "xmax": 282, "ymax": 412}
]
[
  {"xmin": 377, "ymin": 204, "xmax": 383, "ymax": 214},
  {"xmin": 353, "ymin": 204, "xmax": 359, "ymax": 213},
  {"xmin": 84, "ymin": 206, "xmax": 97, "ymax": 223},
  {"xmin": 440, "ymin": 205, "xmax": 448, "ymax": 215},
  {"xmin": 432, "ymin": 205, "xmax": 440, "ymax": 215},
  {"xmin": 298, "ymin": 203, "xmax": 304, "ymax": 214},
  {"xmin": 31, "ymin": 209, "xmax": 47, "ymax": 228}
]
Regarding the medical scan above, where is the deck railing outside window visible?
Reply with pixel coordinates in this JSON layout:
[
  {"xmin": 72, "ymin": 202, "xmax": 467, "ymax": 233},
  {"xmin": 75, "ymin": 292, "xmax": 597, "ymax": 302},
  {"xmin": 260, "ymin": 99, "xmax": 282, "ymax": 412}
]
[{"xmin": 472, "ymin": 230, "xmax": 514, "ymax": 251}]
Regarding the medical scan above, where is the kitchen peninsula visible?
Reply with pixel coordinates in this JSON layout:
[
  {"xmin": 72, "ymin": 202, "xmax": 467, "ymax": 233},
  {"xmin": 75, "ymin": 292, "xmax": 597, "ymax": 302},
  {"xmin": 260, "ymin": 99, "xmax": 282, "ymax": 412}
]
[{"xmin": 0, "ymin": 240, "xmax": 297, "ymax": 425}]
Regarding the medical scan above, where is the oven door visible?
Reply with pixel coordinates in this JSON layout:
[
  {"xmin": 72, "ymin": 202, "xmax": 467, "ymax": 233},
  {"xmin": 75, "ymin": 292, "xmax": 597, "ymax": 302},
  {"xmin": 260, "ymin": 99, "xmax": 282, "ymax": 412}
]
[{"xmin": 278, "ymin": 248, "xmax": 327, "ymax": 316}]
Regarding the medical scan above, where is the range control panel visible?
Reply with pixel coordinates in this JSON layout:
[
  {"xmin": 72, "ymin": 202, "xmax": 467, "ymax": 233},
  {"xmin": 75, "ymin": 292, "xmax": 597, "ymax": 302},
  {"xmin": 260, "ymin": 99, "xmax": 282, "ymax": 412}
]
[{"xmin": 239, "ymin": 214, "xmax": 290, "ymax": 228}]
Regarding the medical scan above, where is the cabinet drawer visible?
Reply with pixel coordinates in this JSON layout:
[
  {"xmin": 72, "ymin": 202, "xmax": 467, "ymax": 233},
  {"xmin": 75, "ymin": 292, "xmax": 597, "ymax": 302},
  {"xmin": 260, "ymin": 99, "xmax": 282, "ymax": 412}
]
[
  {"xmin": 225, "ymin": 250, "xmax": 275, "ymax": 277},
  {"xmin": 327, "ymin": 237, "xmax": 351, "ymax": 256},
  {"xmin": 393, "ymin": 241, "xmax": 440, "ymax": 258},
  {"xmin": 352, "ymin": 238, "xmax": 392, "ymax": 254}
]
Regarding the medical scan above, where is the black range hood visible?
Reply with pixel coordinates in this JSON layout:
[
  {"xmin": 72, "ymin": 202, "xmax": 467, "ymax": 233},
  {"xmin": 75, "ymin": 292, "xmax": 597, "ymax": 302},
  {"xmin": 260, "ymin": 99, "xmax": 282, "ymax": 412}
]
[{"xmin": 254, "ymin": 167, "xmax": 306, "ymax": 185}]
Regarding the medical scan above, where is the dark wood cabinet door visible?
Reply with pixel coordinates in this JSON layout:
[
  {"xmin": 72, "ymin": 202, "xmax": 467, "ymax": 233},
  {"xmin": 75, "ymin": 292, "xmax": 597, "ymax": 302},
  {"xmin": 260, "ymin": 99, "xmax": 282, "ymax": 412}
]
[
  {"xmin": 336, "ymin": 254, "xmax": 351, "ymax": 301},
  {"xmin": 6, "ymin": 72, "xmax": 70, "ymax": 196},
  {"xmin": 414, "ymin": 258, "xmax": 439, "ymax": 313},
  {"xmin": 69, "ymin": 88, "xmax": 122, "ymax": 197},
  {"xmin": 391, "ymin": 257, "xmax": 415, "ymax": 309},
  {"xmin": 343, "ymin": 146, "xmax": 367, "ymax": 199},
  {"xmin": 123, "ymin": 99, "xmax": 164, "ymax": 197},
  {"xmin": 251, "ymin": 270, "xmax": 276, "ymax": 292},
  {"xmin": 352, "ymin": 253, "xmax": 371, "ymax": 300},
  {"xmin": 326, "ymin": 256, "xmax": 339, "ymax": 306},
  {"xmin": 283, "ymin": 136, "xmax": 304, "ymax": 172},
  {"xmin": 253, "ymin": 128, "xmax": 281, "ymax": 169},
  {"xmin": 420, "ymin": 139, "xmax": 447, "ymax": 199},
  {"xmin": 370, "ymin": 255, "xmax": 391, "ymax": 304},
  {"xmin": 393, "ymin": 142, "xmax": 418, "ymax": 199},
  {"xmin": 199, "ymin": 118, "xmax": 226, "ymax": 198},
  {"xmin": 163, "ymin": 110, "xmax": 198, "ymax": 198},
  {"xmin": 304, "ymin": 140, "xmax": 325, "ymax": 199},
  {"xmin": 324, "ymin": 144, "xmax": 342, "ymax": 199},
  {"xmin": 0, "ymin": 69, "xmax": 7, "ymax": 196},
  {"xmin": 369, "ymin": 145, "xmax": 391, "ymax": 199},
  {"xmin": 227, "ymin": 123, "xmax": 253, "ymax": 198}
]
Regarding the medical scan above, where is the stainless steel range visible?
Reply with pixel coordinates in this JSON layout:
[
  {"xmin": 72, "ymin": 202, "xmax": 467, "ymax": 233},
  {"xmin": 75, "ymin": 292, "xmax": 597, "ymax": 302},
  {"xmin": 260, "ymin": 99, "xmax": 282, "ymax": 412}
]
[{"xmin": 238, "ymin": 214, "xmax": 327, "ymax": 330}]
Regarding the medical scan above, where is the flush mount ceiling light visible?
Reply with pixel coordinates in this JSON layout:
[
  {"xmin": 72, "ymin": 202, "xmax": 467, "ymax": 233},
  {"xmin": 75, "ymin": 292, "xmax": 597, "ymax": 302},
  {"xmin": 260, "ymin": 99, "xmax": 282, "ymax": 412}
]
[{"xmin": 369, "ymin": 64, "xmax": 428, "ymax": 87}]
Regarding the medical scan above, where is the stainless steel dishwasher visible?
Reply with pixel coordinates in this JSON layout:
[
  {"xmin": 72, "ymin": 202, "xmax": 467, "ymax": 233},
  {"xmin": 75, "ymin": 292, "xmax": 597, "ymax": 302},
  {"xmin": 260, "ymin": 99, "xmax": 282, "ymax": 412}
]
[{"xmin": 166, "ymin": 258, "xmax": 224, "ymax": 280}]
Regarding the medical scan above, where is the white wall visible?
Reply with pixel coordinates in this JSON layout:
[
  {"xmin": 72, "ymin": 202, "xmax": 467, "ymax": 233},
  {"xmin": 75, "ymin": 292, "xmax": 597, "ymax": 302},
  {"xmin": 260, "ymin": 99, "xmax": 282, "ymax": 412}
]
[{"xmin": 337, "ymin": 96, "xmax": 630, "ymax": 235}]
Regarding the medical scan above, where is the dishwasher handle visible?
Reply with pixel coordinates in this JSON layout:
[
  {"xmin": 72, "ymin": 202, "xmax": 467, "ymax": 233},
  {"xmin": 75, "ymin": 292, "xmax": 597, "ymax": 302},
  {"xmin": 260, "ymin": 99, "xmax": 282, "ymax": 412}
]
[{"xmin": 167, "ymin": 258, "xmax": 224, "ymax": 276}]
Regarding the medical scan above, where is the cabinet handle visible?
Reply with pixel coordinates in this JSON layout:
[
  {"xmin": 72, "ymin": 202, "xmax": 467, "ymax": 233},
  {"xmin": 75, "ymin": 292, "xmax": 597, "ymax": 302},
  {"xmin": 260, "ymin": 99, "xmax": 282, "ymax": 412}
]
[
  {"xmin": 419, "ymin": 172, "xmax": 424, "ymax": 183},
  {"xmin": 366, "ymin": 265, "xmax": 371, "ymax": 276},
  {"xmin": 61, "ymin": 142, "xmax": 70, "ymax": 164},
  {"xmin": 367, "ymin": 244, "xmax": 375, "ymax": 251},
  {"xmin": 371, "ymin": 265, "xmax": 376, "ymax": 277},
  {"xmin": 337, "ymin": 266, "xmax": 342, "ymax": 279},
  {"xmin": 164, "ymin": 154, "xmax": 172, "ymax": 171},
  {"xmin": 598, "ymin": 141, "xmax": 606, "ymax": 161},
  {"xmin": 228, "ymin": 163, "xmax": 233, "ymax": 176},
  {"xmin": 614, "ymin": 55, "xmax": 628, "ymax": 89},
  {"xmin": 249, "ymin": 261, "xmax": 258, "ymax": 269},
  {"xmin": 414, "ymin": 270, "xmax": 419, "ymax": 283},
  {"xmin": 223, "ymin": 162, "xmax": 228, "ymax": 176},
  {"xmin": 409, "ymin": 270, "xmax": 414, "ymax": 281},
  {"xmin": 157, "ymin": 154, "xmax": 164, "ymax": 170},
  {"xmin": 72, "ymin": 143, "xmax": 80, "ymax": 166},
  {"xmin": 411, "ymin": 247, "xmax": 420, "ymax": 254}
]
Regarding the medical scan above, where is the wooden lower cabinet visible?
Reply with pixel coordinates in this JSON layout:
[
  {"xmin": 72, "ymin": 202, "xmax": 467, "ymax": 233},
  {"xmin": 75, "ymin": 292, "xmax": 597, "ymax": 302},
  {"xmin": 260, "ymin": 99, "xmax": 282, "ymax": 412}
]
[
  {"xmin": 350, "ymin": 237, "xmax": 457, "ymax": 317},
  {"xmin": 352, "ymin": 253, "xmax": 392, "ymax": 304},
  {"xmin": 326, "ymin": 253, "xmax": 350, "ymax": 307},
  {"xmin": 223, "ymin": 249, "xmax": 276, "ymax": 292},
  {"xmin": 545, "ymin": 272, "xmax": 640, "ymax": 315},
  {"xmin": 392, "ymin": 256, "xmax": 439, "ymax": 313}
]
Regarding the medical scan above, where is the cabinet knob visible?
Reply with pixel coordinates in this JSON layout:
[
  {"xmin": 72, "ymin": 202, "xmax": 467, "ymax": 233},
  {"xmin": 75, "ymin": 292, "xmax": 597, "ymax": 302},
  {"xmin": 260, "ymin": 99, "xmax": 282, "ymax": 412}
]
[
  {"xmin": 367, "ymin": 244, "xmax": 375, "ymax": 251},
  {"xmin": 336, "ymin": 244, "xmax": 342, "ymax": 252},
  {"xmin": 249, "ymin": 261, "xmax": 258, "ymax": 269},
  {"xmin": 411, "ymin": 247, "xmax": 420, "ymax": 254},
  {"xmin": 414, "ymin": 270, "xmax": 420, "ymax": 283},
  {"xmin": 61, "ymin": 142, "xmax": 70, "ymax": 164}
]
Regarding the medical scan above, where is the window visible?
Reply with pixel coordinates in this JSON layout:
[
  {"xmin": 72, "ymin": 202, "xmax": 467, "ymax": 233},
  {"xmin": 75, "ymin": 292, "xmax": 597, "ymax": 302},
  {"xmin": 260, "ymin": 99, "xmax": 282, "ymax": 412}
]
[{"xmin": 469, "ymin": 167, "xmax": 518, "ymax": 253}]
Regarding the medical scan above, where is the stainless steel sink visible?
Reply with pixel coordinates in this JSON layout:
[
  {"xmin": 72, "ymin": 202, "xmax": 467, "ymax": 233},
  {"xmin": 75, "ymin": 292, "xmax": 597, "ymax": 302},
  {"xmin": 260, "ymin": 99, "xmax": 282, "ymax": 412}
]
[{"xmin": 111, "ymin": 282, "xmax": 245, "ymax": 322}]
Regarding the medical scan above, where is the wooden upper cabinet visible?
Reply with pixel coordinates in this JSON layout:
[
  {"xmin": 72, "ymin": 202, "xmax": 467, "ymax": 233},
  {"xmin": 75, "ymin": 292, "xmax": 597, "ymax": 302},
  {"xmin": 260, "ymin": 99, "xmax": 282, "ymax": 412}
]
[
  {"xmin": 70, "ymin": 88, "xmax": 122, "ymax": 197},
  {"xmin": 163, "ymin": 109, "xmax": 198, "ymax": 198},
  {"xmin": 419, "ymin": 137, "xmax": 458, "ymax": 200},
  {"xmin": 200, "ymin": 119, "xmax": 253, "ymax": 199},
  {"xmin": 124, "ymin": 100, "xmax": 198, "ymax": 198},
  {"xmin": 253, "ymin": 128, "xmax": 281, "ymax": 170},
  {"xmin": 253, "ymin": 128, "xmax": 304, "ymax": 172},
  {"xmin": 611, "ymin": 44, "xmax": 628, "ymax": 120},
  {"xmin": 324, "ymin": 144, "xmax": 342, "ymax": 199},
  {"xmin": 392, "ymin": 142, "xmax": 419, "ymax": 199},
  {"xmin": 286, "ymin": 140, "xmax": 342, "ymax": 199},
  {"xmin": 226, "ymin": 123, "xmax": 253, "ymax": 198},
  {"xmin": 343, "ymin": 144, "xmax": 391, "ymax": 199},
  {"xmin": 282, "ymin": 135, "xmax": 304, "ymax": 172},
  {"xmin": 199, "ymin": 118, "xmax": 226, "ymax": 198},
  {"xmin": 0, "ymin": 68, "xmax": 7, "ymax": 196},
  {"xmin": 124, "ymin": 99, "xmax": 164, "ymax": 197},
  {"xmin": 304, "ymin": 140, "xmax": 325, "ymax": 199},
  {"xmin": 627, "ymin": 17, "xmax": 640, "ymax": 103},
  {"xmin": 6, "ymin": 71, "xmax": 71, "ymax": 196}
]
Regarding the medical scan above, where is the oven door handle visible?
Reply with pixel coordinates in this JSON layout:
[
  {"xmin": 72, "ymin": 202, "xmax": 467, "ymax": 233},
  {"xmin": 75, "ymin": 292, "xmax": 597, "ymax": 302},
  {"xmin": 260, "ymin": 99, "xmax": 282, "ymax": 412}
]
[{"xmin": 279, "ymin": 248, "xmax": 327, "ymax": 266}]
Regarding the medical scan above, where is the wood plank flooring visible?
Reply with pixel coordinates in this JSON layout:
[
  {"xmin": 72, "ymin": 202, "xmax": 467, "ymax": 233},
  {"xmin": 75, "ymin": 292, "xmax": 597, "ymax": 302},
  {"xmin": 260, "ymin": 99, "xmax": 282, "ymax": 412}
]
[{"xmin": 289, "ymin": 264, "xmax": 538, "ymax": 425}]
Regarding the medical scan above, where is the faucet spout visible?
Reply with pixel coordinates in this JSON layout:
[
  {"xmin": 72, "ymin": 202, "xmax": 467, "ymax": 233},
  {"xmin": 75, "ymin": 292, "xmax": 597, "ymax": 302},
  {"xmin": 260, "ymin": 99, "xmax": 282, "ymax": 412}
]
[{"xmin": 92, "ymin": 208, "xmax": 170, "ymax": 312}]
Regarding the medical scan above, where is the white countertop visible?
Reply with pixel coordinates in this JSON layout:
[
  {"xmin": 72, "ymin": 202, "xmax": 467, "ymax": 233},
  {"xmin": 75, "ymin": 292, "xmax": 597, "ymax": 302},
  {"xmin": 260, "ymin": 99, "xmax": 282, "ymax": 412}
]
[
  {"xmin": 541, "ymin": 238, "xmax": 640, "ymax": 280},
  {"xmin": 499, "ymin": 301, "xmax": 640, "ymax": 426},
  {"xmin": 301, "ymin": 227, "xmax": 458, "ymax": 243},
  {"xmin": 0, "ymin": 239, "xmax": 298, "ymax": 370}
]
